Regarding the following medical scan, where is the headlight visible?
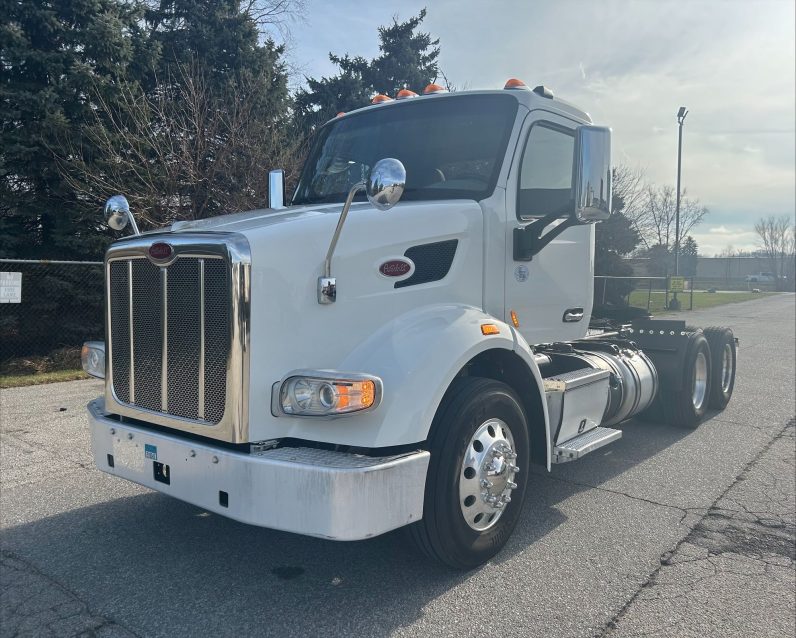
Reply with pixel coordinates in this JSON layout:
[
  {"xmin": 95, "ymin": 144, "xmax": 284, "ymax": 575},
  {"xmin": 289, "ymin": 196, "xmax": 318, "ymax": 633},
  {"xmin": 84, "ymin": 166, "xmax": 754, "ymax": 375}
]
[
  {"xmin": 275, "ymin": 371, "xmax": 382, "ymax": 417},
  {"xmin": 81, "ymin": 341, "xmax": 105, "ymax": 379}
]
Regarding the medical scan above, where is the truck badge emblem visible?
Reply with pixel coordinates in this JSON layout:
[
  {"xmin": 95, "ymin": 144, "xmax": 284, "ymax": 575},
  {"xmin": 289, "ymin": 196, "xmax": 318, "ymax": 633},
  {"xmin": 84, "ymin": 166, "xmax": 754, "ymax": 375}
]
[
  {"xmin": 379, "ymin": 258, "xmax": 413, "ymax": 277},
  {"xmin": 148, "ymin": 242, "xmax": 173, "ymax": 261},
  {"xmin": 514, "ymin": 265, "xmax": 529, "ymax": 282}
]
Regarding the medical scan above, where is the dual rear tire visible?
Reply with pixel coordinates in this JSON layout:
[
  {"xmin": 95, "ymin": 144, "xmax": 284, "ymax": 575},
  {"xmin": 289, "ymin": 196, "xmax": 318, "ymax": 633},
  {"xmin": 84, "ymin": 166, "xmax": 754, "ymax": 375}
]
[{"xmin": 649, "ymin": 326, "xmax": 736, "ymax": 428}]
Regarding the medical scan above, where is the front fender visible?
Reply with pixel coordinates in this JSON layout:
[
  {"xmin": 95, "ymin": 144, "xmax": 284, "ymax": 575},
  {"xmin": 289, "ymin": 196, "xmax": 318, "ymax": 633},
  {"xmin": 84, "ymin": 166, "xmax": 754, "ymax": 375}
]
[{"xmin": 340, "ymin": 304, "xmax": 550, "ymax": 462}]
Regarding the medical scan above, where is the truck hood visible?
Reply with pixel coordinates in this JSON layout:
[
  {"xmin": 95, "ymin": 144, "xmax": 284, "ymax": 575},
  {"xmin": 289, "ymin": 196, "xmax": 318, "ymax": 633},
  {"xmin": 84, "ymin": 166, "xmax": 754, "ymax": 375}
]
[{"xmin": 170, "ymin": 202, "xmax": 362, "ymax": 234}]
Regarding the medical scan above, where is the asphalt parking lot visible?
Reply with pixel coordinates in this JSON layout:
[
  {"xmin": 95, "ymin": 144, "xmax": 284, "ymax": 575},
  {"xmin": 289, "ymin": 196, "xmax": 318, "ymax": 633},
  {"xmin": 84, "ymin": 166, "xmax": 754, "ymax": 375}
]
[{"xmin": 1, "ymin": 294, "xmax": 794, "ymax": 638}]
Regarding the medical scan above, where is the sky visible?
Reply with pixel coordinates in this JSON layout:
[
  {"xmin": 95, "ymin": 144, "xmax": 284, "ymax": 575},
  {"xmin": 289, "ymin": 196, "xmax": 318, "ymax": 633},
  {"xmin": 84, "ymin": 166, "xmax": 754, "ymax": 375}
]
[{"xmin": 283, "ymin": 0, "xmax": 795, "ymax": 255}]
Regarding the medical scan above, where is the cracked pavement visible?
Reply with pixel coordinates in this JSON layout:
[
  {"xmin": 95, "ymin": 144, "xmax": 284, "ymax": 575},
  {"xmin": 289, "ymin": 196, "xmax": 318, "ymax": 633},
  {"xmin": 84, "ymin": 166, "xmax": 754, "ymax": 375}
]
[{"xmin": 1, "ymin": 294, "xmax": 794, "ymax": 637}]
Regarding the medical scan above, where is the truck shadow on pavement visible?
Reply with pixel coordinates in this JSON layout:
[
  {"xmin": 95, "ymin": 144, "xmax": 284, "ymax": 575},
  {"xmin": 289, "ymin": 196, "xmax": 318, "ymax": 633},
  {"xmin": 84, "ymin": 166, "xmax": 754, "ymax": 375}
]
[{"xmin": 1, "ymin": 418, "xmax": 697, "ymax": 637}]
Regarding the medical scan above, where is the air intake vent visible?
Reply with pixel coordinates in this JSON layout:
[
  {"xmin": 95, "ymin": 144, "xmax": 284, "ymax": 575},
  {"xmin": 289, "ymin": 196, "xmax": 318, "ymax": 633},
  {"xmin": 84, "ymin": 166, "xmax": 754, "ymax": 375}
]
[{"xmin": 395, "ymin": 239, "xmax": 458, "ymax": 289}]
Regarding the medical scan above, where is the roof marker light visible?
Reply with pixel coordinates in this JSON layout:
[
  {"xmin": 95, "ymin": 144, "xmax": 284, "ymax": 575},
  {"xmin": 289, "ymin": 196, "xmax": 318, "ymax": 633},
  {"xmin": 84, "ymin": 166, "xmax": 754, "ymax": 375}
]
[
  {"xmin": 504, "ymin": 78, "xmax": 529, "ymax": 90},
  {"xmin": 371, "ymin": 94, "xmax": 393, "ymax": 104},
  {"xmin": 395, "ymin": 89, "xmax": 418, "ymax": 100},
  {"xmin": 336, "ymin": 112, "xmax": 346, "ymax": 117},
  {"xmin": 423, "ymin": 83, "xmax": 447, "ymax": 95}
]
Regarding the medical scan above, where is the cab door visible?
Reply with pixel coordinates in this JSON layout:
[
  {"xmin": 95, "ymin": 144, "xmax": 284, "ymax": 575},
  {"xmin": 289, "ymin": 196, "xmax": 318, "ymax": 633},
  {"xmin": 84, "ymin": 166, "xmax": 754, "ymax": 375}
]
[{"xmin": 504, "ymin": 113, "xmax": 594, "ymax": 345}]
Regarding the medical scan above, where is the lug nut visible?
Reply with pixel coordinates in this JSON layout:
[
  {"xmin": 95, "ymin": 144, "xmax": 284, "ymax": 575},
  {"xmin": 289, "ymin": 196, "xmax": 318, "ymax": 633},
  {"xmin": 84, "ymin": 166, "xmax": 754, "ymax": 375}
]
[
  {"xmin": 507, "ymin": 481, "xmax": 518, "ymax": 490},
  {"xmin": 502, "ymin": 495, "xmax": 512, "ymax": 503},
  {"xmin": 480, "ymin": 479, "xmax": 492, "ymax": 488}
]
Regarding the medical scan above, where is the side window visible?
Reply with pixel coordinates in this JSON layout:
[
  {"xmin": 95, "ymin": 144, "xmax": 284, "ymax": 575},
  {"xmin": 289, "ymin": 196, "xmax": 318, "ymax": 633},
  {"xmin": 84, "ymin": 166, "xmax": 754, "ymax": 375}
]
[{"xmin": 517, "ymin": 123, "xmax": 575, "ymax": 219}]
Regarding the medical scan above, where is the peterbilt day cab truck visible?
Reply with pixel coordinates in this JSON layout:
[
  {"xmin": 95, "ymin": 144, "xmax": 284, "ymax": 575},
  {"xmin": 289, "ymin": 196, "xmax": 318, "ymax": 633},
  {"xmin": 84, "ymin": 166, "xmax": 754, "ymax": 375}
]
[{"xmin": 82, "ymin": 80, "xmax": 737, "ymax": 569}]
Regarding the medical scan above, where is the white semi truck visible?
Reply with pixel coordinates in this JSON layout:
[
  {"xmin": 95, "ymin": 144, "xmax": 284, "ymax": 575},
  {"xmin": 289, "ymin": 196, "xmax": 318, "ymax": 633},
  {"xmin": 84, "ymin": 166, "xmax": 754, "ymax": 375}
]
[{"xmin": 82, "ymin": 80, "xmax": 737, "ymax": 569}]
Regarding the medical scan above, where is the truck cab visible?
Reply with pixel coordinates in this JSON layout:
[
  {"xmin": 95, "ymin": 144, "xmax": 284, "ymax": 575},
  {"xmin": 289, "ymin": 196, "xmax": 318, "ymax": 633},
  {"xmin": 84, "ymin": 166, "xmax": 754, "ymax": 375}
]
[{"xmin": 83, "ymin": 80, "xmax": 737, "ymax": 569}]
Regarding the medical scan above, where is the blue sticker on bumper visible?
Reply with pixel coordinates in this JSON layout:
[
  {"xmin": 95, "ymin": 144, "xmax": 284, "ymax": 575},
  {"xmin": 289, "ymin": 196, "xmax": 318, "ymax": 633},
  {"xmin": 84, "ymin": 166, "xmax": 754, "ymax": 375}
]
[{"xmin": 144, "ymin": 444, "xmax": 157, "ymax": 461}]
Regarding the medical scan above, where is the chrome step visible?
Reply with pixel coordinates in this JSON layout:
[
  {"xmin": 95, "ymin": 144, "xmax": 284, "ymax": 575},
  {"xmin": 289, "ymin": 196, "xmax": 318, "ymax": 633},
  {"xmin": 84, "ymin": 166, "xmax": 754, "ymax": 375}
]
[{"xmin": 553, "ymin": 426, "xmax": 622, "ymax": 463}]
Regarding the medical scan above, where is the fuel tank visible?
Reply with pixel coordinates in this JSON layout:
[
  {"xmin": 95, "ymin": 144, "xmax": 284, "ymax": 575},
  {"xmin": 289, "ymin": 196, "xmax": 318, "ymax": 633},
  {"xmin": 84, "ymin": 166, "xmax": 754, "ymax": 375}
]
[{"xmin": 540, "ymin": 340, "xmax": 658, "ymax": 426}]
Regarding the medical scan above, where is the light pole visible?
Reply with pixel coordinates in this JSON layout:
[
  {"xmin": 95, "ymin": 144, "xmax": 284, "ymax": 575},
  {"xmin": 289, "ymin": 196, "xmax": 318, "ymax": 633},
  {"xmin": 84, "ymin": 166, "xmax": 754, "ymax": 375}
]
[
  {"xmin": 674, "ymin": 106, "xmax": 688, "ymax": 275},
  {"xmin": 669, "ymin": 106, "xmax": 688, "ymax": 311}
]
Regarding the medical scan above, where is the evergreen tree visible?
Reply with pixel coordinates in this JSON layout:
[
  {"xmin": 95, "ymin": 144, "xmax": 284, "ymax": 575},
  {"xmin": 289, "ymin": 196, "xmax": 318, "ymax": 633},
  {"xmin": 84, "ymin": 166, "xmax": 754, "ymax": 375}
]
[
  {"xmin": 295, "ymin": 9, "xmax": 441, "ymax": 129},
  {"xmin": 64, "ymin": 1, "xmax": 298, "ymax": 225},
  {"xmin": 680, "ymin": 235, "xmax": 699, "ymax": 277},
  {"xmin": 0, "ymin": 0, "xmax": 143, "ymax": 258},
  {"xmin": 593, "ymin": 193, "xmax": 642, "ymax": 306}
]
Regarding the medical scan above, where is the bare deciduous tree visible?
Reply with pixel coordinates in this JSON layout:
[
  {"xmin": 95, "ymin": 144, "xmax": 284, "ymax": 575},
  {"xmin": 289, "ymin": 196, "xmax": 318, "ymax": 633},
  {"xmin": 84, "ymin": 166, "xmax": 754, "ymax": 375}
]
[
  {"xmin": 59, "ymin": 63, "xmax": 306, "ymax": 229},
  {"xmin": 635, "ymin": 184, "xmax": 709, "ymax": 251},
  {"xmin": 754, "ymin": 215, "xmax": 796, "ymax": 289},
  {"xmin": 611, "ymin": 164, "xmax": 648, "ymax": 246}
]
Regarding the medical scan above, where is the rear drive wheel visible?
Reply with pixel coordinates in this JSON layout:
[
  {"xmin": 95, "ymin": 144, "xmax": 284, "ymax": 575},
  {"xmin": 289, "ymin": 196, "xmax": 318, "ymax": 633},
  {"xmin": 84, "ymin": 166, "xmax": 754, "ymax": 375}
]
[
  {"xmin": 408, "ymin": 377, "xmax": 530, "ymax": 570},
  {"xmin": 660, "ymin": 332, "xmax": 712, "ymax": 428},
  {"xmin": 702, "ymin": 327, "xmax": 736, "ymax": 410}
]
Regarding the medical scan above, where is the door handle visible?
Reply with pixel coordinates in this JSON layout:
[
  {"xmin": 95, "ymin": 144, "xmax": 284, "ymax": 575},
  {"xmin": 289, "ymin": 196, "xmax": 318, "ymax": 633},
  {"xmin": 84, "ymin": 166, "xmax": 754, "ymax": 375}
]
[{"xmin": 563, "ymin": 307, "xmax": 584, "ymax": 323}]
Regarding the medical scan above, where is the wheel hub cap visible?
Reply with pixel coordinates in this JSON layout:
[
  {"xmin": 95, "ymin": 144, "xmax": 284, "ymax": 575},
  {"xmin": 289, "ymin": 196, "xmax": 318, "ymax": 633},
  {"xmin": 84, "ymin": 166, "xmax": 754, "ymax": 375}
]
[
  {"xmin": 721, "ymin": 343, "xmax": 733, "ymax": 393},
  {"xmin": 692, "ymin": 351, "xmax": 708, "ymax": 410},
  {"xmin": 459, "ymin": 418, "xmax": 519, "ymax": 531}
]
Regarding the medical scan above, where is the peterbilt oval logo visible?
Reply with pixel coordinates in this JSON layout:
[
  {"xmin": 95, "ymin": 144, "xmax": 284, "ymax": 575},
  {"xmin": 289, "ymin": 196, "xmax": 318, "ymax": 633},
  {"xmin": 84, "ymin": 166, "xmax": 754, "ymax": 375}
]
[
  {"xmin": 379, "ymin": 258, "xmax": 412, "ymax": 277},
  {"xmin": 148, "ymin": 242, "xmax": 173, "ymax": 261}
]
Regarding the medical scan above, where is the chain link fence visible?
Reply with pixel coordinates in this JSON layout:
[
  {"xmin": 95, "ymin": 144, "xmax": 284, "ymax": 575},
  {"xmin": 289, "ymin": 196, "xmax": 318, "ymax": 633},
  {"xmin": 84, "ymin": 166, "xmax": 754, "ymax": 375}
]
[
  {"xmin": 594, "ymin": 275, "xmax": 695, "ymax": 313},
  {"xmin": 0, "ymin": 259, "xmax": 104, "ymax": 374}
]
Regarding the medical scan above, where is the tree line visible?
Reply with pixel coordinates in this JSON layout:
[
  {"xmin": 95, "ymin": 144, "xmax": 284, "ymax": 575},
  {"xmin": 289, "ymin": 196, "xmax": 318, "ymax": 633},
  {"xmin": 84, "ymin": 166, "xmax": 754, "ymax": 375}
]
[{"xmin": 0, "ymin": 1, "xmax": 443, "ymax": 260}]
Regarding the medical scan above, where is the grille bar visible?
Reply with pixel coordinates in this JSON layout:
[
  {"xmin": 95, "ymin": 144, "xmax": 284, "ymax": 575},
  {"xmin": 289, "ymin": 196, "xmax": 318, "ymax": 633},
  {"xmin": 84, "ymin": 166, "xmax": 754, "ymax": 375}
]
[
  {"xmin": 128, "ymin": 261, "xmax": 135, "ymax": 404},
  {"xmin": 161, "ymin": 267, "xmax": 168, "ymax": 412},
  {"xmin": 198, "ymin": 259, "xmax": 205, "ymax": 420}
]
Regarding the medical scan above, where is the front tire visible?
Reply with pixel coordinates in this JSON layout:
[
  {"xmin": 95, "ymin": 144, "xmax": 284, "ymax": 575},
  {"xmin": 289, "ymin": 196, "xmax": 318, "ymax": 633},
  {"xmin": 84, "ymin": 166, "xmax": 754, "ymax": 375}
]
[{"xmin": 409, "ymin": 377, "xmax": 530, "ymax": 570}]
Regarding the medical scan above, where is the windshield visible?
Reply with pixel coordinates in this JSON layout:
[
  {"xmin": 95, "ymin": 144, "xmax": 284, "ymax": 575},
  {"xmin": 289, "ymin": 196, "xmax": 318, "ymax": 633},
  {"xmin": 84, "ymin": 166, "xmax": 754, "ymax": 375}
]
[{"xmin": 292, "ymin": 94, "xmax": 519, "ymax": 206}]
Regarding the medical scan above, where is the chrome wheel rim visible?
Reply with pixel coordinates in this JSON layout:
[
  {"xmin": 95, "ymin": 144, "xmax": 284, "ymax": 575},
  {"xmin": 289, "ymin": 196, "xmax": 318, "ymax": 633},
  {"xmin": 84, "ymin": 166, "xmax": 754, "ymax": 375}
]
[
  {"xmin": 692, "ymin": 351, "xmax": 708, "ymax": 410},
  {"xmin": 459, "ymin": 418, "xmax": 519, "ymax": 531},
  {"xmin": 721, "ymin": 343, "xmax": 733, "ymax": 394}
]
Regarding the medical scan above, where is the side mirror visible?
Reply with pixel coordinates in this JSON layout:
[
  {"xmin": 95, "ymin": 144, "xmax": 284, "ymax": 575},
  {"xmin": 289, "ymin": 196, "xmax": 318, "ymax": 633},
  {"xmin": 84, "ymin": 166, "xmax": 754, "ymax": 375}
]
[
  {"xmin": 104, "ymin": 195, "xmax": 130, "ymax": 230},
  {"xmin": 573, "ymin": 126, "xmax": 612, "ymax": 223},
  {"xmin": 104, "ymin": 195, "xmax": 140, "ymax": 235},
  {"xmin": 366, "ymin": 158, "xmax": 406, "ymax": 211}
]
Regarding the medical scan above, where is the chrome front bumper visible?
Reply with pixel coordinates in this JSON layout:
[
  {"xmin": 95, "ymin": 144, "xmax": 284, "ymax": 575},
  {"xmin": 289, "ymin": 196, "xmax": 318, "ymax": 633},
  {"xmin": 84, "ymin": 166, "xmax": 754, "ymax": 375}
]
[{"xmin": 87, "ymin": 400, "xmax": 430, "ymax": 540}]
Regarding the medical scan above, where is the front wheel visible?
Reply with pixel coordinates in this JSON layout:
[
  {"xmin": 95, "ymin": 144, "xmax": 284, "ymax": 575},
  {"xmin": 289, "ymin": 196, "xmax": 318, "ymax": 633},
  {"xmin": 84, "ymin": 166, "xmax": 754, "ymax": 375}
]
[{"xmin": 408, "ymin": 377, "xmax": 530, "ymax": 570}]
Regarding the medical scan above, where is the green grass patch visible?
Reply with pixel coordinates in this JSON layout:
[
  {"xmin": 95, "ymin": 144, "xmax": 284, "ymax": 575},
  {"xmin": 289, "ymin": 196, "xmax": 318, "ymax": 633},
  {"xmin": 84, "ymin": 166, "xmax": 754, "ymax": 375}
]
[
  {"xmin": 0, "ymin": 368, "xmax": 90, "ymax": 389},
  {"xmin": 627, "ymin": 290, "xmax": 777, "ymax": 314}
]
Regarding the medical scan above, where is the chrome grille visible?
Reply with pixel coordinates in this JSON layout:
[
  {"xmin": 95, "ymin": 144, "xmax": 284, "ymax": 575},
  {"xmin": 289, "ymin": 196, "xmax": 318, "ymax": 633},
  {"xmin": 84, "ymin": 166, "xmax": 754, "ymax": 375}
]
[{"xmin": 109, "ymin": 256, "xmax": 229, "ymax": 425}]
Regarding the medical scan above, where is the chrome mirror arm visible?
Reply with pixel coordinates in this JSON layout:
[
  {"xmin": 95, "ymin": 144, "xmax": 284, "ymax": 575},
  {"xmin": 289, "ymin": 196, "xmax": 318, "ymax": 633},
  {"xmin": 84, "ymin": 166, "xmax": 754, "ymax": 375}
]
[
  {"xmin": 126, "ymin": 210, "xmax": 141, "ymax": 236},
  {"xmin": 317, "ymin": 158, "xmax": 406, "ymax": 305},
  {"xmin": 318, "ymin": 181, "xmax": 364, "ymax": 305},
  {"xmin": 323, "ymin": 181, "xmax": 365, "ymax": 279}
]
